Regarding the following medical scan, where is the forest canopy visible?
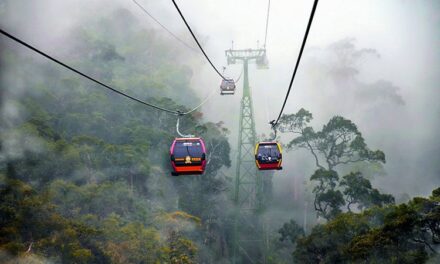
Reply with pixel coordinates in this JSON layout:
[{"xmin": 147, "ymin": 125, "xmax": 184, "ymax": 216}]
[{"xmin": 1, "ymin": 1, "xmax": 439, "ymax": 264}]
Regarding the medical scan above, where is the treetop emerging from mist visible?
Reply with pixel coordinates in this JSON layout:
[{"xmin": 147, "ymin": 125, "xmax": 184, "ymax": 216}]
[{"xmin": 278, "ymin": 108, "xmax": 385, "ymax": 171}]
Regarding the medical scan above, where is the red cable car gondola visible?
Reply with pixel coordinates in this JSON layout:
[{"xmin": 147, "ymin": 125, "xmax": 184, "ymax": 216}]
[
  {"xmin": 255, "ymin": 142, "xmax": 283, "ymax": 170},
  {"xmin": 170, "ymin": 137, "xmax": 206, "ymax": 176}
]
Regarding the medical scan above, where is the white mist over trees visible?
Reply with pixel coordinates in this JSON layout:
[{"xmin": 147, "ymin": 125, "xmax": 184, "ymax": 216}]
[{"xmin": 1, "ymin": 0, "xmax": 439, "ymax": 263}]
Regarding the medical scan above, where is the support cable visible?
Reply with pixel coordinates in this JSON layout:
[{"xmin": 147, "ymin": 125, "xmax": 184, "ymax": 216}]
[
  {"xmin": 263, "ymin": 0, "xmax": 271, "ymax": 48},
  {"xmin": 181, "ymin": 88, "xmax": 217, "ymax": 115},
  {"xmin": 132, "ymin": 0, "xmax": 198, "ymax": 52},
  {"xmin": 271, "ymin": 0, "xmax": 319, "ymax": 128},
  {"xmin": 223, "ymin": 66, "xmax": 242, "ymax": 82},
  {"xmin": 235, "ymin": 69, "xmax": 243, "ymax": 83},
  {"xmin": 0, "ymin": 29, "xmax": 180, "ymax": 114},
  {"xmin": 171, "ymin": 0, "xmax": 227, "ymax": 81},
  {"xmin": 0, "ymin": 28, "xmax": 214, "ymax": 116}
]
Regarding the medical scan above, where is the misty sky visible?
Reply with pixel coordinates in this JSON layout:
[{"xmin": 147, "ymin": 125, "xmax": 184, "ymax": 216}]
[
  {"xmin": 1, "ymin": 0, "xmax": 439, "ymax": 199},
  {"xmin": 175, "ymin": 0, "xmax": 440, "ymax": 198}
]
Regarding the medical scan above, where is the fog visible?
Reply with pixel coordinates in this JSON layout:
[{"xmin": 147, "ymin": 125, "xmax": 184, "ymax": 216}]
[
  {"xmin": 177, "ymin": 0, "xmax": 440, "ymax": 197},
  {"xmin": 1, "ymin": 0, "xmax": 439, "ymax": 261},
  {"xmin": 2, "ymin": 0, "xmax": 439, "ymax": 210}
]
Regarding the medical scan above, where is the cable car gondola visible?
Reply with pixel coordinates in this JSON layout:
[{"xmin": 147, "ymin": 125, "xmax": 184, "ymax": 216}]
[
  {"xmin": 256, "ymin": 54, "xmax": 269, "ymax": 69},
  {"xmin": 170, "ymin": 137, "xmax": 206, "ymax": 176},
  {"xmin": 255, "ymin": 142, "xmax": 282, "ymax": 170},
  {"xmin": 220, "ymin": 78, "xmax": 236, "ymax": 95}
]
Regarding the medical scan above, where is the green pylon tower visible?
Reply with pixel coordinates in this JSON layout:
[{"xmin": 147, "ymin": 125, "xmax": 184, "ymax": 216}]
[{"xmin": 226, "ymin": 48, "xmax": 269, "ymax": 264}]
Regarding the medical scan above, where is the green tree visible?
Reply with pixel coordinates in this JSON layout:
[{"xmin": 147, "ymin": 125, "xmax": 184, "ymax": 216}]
[
  {"xmin": 310, "ymin": 169, "xmax": 345, "ymax": 220},
  {"xmin": 0, "ymin": 4, "xmax": 236, "ymax": 263},
  {"xmin": 0, "ymin": 178, "xmax": 105, "ymax": 263},
  {"xmin": 292, "ymin": 187, "xmax": 440, "ymax": 263},
  {"xmin": 278, "ymin": 109, "xmax": 385, "ymax": 171},
  {"xmin": 279, "ymin": 219, "xmax": 305, "ymax": 244},
  {"xmin": 278, "ymin": 109, "xmax": 390, "ymax": 220},
  {"xmin": 340, "ymin": 171, "xmax": 394, "ymax": 211}
]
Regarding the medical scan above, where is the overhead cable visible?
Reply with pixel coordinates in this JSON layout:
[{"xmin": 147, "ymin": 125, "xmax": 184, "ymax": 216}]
[
  {"xmin": 171, "ymin": 0, "xmax": 227, "ymax": 81},
  {"xmin": 271, "ymin": 0, "xmax": 319, "ymax": 127},
  {"xmin": 132, "ymin": 0, "xmax": 198, "ymax": 52},
  {"xmin": 263, "ymin": 0, "xmax": 271, "ymax": 48},
  {"xmin": 181, "ymin": 88, "xmax": 217, "ymax": 115},
  {"xmin": 235, "ymin": 69, "xmax": 243, "ymax": 83},
  {"xmin": 0, "ymin": 28, "xmax": 188, "ymax": 115}
]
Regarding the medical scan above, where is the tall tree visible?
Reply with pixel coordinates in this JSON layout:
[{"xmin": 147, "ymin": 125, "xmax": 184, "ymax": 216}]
[
  {"xmin": 278, "ymin": 109, "xmax": 385, "ymax": 171},
  {"xmin": 310, "ymin": 169, "xmax": 345, "ymax": 220},
  {"xmin": 278, "ymin": 109, "xmax": 390, "ymax": 220}
]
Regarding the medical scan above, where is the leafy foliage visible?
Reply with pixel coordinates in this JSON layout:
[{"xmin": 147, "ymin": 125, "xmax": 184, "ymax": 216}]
[
  {"xmin": 279, "ymin": 219, "xmax": 305, "ymax": 244},
  {"xmin": 341, "ymin": 171, "xmax": 395, "ymax": 211},
  {"xmin": 278, "ymin": 109, "xmax": 392, "ymax": 221},
  {"xmin": 0, "ymin": 178, "xmax": 104, "ymax": 263},
  {"xmin": 310, "ymin": 169, "xmax": 345, "ymax": 220},
  {"xmin": 293, "ymin": 188, "xmax": 440, "ymax": 263},
  {"xmin": 0, "ymin": 5, "xmax": 232, "ymax": 263},
  {"xmin": 278, "ymin": 109, "xmax": 385, "ymax": 170}
]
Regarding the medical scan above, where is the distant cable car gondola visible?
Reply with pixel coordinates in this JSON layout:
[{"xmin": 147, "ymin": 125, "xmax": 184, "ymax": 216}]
[
  {"xmin": 220, "ymin": 78, "xmax": 236, "ymax": 95},
  {"xmin": 170, "ymin": 137, "xmax": 206, "ymax": 176},
  {"xmin": 255, "ymin": 142, "xmax": 282, "ymax": 170},
  {"xmin": 256, "ymin": 54, "xmax": 269, "ymax": 69}
]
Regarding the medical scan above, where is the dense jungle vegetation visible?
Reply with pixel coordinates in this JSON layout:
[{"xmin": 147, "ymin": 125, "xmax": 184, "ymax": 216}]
[{"xmin": 0, "ymin": 5, "xmax": 438, "ymax": 264}]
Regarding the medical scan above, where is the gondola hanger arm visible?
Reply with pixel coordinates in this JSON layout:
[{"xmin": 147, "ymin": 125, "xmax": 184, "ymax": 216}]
[
  {"xmin": 176, "ymin": 117, "xmax": 195, "ymax": 138},
  {"xmin": 269, "ymin": 120, "xmax": 278, "ymax": 141}
]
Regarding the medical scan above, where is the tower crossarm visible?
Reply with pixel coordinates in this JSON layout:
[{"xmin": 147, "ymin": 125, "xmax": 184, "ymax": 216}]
[{"xmin": 225, "ymin": 48, "xmax": 266, "ymax": 63}]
